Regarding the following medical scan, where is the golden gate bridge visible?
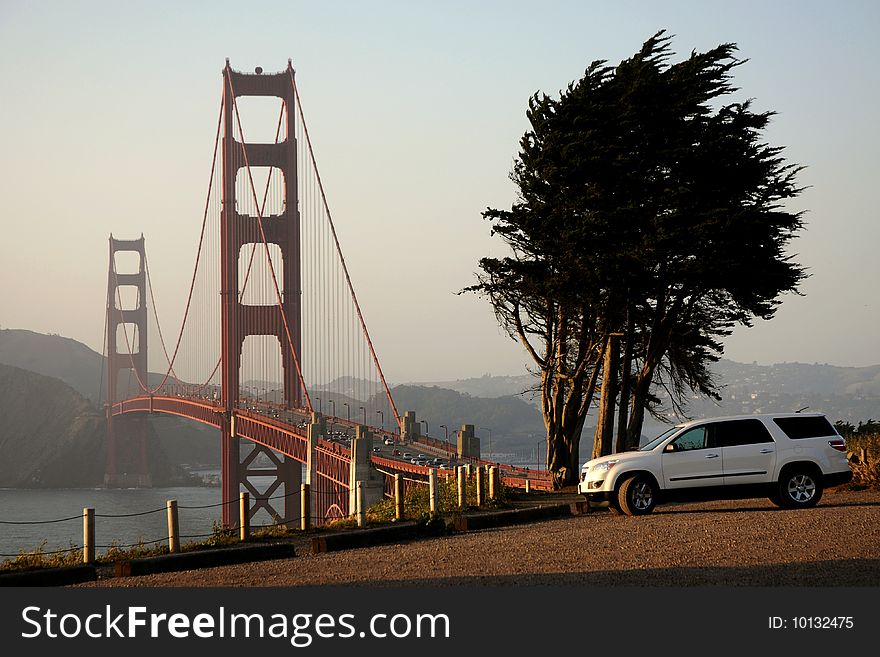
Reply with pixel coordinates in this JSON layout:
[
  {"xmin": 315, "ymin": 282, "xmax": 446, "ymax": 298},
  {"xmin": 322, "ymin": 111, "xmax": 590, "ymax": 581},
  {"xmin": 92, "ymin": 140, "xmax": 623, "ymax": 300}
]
[{"xmin": 104, "ymin": 60, "xmax": 551, "ymax": 529}]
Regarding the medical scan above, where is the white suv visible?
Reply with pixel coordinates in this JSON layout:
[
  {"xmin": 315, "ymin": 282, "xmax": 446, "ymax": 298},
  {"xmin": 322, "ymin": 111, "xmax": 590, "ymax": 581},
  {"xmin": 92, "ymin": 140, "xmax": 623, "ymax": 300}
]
[{"xmin": 578, "ymin": 413, "xmax": 852, "ymax": 515}]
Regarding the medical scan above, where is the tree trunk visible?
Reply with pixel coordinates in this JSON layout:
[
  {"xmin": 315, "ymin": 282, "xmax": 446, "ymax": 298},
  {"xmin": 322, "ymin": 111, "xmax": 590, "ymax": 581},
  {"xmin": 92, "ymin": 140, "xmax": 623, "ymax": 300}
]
[
  {"xmin": 592, "ymin": 333, "xmax": 619, "ymax": 459},
  {"xmin": 615, "ymin": 309, "xmax": 633, "ymax": 451},
  {"xmin": 626, "ymin": 363, "xmax": 655, "ymax": 447},
  {"xmin": 544, "ymin": 369, "xmax": 597, "ymax": 489}
]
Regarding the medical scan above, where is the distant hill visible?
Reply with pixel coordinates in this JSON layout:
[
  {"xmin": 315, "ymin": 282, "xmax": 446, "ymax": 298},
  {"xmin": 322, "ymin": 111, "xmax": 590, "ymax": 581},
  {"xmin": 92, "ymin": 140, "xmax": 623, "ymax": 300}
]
[
  {"xmin": 389, "ymin": 384, "xmax": 545, "ymax": 454},
  {"xmin": 0, "ymin": 363, "xmax": 194, "ymax": 487},
  {"xmin": 4, "ymin": 328, "xmax": 880, "ymax": 469},
  {"xmin": 0, "ymin": 329, "xmax": 221, "ymax": 469},
  {"xmin": 0, "ymin": 329, "xmax": 104, "ymax": 402},
  {"xmin": 417, "ymin": 360, "xmax": 880, "ymax": 425},
  {"xmin": 0, "ymin": 362, "xmax": 105, "ymax": 486}
]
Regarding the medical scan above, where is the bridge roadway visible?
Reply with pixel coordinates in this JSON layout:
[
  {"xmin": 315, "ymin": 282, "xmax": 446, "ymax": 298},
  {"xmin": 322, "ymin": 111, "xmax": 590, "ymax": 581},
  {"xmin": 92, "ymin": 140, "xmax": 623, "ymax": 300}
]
[{"xmin": 110, "ymin": 394, "xmax": 553, "ymax": 490}]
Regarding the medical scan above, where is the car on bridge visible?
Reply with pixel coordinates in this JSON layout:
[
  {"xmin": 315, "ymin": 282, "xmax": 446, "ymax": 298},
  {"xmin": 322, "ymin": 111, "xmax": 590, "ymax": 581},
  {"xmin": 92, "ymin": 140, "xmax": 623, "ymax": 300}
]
[{"xmin": 578, "ymin": 413, "xmax": 852, "ymax": 516}]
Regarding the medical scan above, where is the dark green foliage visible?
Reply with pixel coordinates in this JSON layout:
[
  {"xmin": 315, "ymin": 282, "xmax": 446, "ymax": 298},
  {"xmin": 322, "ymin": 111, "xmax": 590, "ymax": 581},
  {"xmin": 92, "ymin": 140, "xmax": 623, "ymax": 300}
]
[
  {"xmin": 467, "ymin": 31, "xmax": 805, "ymax": 485},
  {"xmin": 834, "ymin": 419, "xmax": 880, "ymax": 437}
]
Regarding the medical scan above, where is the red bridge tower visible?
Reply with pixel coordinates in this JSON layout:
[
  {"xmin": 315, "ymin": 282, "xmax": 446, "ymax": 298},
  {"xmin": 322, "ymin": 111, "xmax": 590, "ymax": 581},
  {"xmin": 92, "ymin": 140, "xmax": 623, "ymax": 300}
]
[
  {"xmin": 105, "ymin": 235, "xmax": 151, "ymax": 488},
  {"xmin": 220, "ymin": 61, "xmax": 303, "ymax": 527}
]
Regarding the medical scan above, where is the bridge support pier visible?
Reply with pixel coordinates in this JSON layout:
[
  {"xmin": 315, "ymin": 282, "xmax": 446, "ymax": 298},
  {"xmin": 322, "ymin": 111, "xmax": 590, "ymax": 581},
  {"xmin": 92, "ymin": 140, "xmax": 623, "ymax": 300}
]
[
  {"xmin": 457, "ymin": 424, "xmax": 481, "ymax": 460},
  {"xmin": 349, "ymin": 425, "xmax": 384, "ymax": 518},
  {"xmin": 306, "ymin": 412, "xmax": 326, "ymax": 487},
  {"xmin": 222, "ymin": 412, "xmax": 304, "ymax": 529},
  {"xmin": 221, "ymin": 415, "xmax": 240, "ymax": 527},
  {"xmin": 401, "ymin": 411, "xmax": 419, "ymax": 442},
  {"xmin": 240, "ymin": 443, "xmax": 302, "ymax": 529}
]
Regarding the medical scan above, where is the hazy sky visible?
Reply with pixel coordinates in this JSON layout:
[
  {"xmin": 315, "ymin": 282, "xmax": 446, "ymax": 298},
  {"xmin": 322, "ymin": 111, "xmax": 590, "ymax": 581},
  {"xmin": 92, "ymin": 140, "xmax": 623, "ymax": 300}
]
[{"xmin": 1, "ymin": 0, "xmax": 878, "ymax": 383}]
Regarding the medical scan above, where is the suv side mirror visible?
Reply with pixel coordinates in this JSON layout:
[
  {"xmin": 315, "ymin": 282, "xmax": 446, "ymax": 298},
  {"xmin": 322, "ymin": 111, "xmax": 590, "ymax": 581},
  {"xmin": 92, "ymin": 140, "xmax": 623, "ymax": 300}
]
[{"xmin": 664, "ymin": 443, "xmax": 677, "ymax": 453}]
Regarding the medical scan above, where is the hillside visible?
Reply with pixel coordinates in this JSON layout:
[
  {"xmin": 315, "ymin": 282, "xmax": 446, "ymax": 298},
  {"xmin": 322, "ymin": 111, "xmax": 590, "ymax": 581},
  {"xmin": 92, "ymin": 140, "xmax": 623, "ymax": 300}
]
[
  {"xmin": 0, "ymin": 329, "xmax": 104, "ymax": 402},
  {"xmin": 0, "ymin": 363, "xmax": 196, "ymax": 487},
  {"xmin": 3, "ymin": 328, "xmax": 880, "ymax": 467},
  {"xmin": 389, "ymin": 384, "xmax": 545, "ymax": 453},
  {"xmin": 0, "ymin": 329, "xmax": 221, "ymax": 468},
  {"xmin": 0, "ymin": 362, "xmax": 105, "ymax": 486},
  {"xmin": 420, "ymin": 360, "xmax": 880, "ymax": 425}
]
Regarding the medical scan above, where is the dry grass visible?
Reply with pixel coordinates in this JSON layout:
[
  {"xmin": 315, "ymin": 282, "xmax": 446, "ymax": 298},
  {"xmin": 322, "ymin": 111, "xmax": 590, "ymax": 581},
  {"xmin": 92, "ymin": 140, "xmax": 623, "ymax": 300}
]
[
  {"xmin": 0, "ymin": 541, "xmax": 81, "ymax": 572},
  {"xmin": 845, "ymin": 433, "xmax": 880, "ymax": 488}
]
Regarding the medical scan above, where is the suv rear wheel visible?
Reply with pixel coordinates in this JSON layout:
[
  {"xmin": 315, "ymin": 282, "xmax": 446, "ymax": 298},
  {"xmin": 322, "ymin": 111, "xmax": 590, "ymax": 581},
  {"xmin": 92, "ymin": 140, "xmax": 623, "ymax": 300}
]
[
  {"xmin": 617, "ymin": 475, "xmax": 657, "ymax": 516},
  {"xmin": 776, "ymin": 467, "xmax": 823, "ymax": 509}
]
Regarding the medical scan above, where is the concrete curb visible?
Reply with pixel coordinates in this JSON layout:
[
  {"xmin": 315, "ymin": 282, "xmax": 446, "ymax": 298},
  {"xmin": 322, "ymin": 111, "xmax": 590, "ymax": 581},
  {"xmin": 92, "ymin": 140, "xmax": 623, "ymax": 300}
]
[
  {"xmin": 312, "ymin": 503, "xmax": 590, "ymax": 554},
  {"xmin": 453, "ymin": 503, "xmax": 585, "ymax": 531},
  {"xmin": 311, "ymin": 521, "xmax": 443, "ymax": 554},
  {"xmin": 0, "ymin": 564, "xmax": 97, "ymax": 587},
  {"xmin": 114, "ymin": 542, "xmax": 297, "ymax": 578}
]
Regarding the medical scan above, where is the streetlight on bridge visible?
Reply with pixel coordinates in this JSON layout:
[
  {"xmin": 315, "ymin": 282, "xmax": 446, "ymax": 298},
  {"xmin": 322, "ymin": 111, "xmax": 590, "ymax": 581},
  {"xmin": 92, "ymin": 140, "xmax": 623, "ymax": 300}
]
[
  {"xmin": 360, "ymin": 406, "xmax": 366, "ymax": 426},
  {"xmin": 480, "ymin": 427, "xmax": 492, "ymax": 460},
  {"xmin": 534, "ymin": 438, "xmax": 544, "ymax": 470},
  {"xmin": 343, "ymin": 402, "xmax": 350, "ymax": 423},
  {"xmin": 316, "ymin": 397, "xmax": 322, "ymax": 414},
  {"xmin": 439, "ymin": 424, "xmax": 448, "ymax": 441},
  {"xmin": 376, "ymin": 409, "xmax": 384, "ymax": 430}
]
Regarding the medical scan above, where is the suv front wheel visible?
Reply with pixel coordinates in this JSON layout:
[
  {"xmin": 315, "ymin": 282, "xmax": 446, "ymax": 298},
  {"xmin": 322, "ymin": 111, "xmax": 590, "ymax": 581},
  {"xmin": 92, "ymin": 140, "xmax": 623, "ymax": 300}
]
[
  {"xmin": 774, "ymin": 467, "xmax": 823, "ymax": 509},
  {"xmin": 617, "ymin": 475, "xmax": 657, "ymax": 516}
]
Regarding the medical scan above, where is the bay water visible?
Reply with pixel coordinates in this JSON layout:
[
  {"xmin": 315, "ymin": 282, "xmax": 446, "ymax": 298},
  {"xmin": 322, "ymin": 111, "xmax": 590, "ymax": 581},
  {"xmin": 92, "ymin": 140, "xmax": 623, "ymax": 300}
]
[{"xmin": 0, "ymin": 486, "xmax": 226, "ymax": 561}]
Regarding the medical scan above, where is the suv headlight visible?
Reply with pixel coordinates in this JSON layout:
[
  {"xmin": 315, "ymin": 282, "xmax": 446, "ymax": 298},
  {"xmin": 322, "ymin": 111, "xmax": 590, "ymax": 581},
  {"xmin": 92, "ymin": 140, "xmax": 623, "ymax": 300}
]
[{"xmin": 591, "ymin": 459, "xmax": 620, "ymax": 473}]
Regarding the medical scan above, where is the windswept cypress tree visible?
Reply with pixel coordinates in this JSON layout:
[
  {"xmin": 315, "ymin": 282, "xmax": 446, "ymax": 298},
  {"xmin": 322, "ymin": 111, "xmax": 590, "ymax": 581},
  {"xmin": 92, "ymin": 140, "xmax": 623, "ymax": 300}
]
[{"xmin": 467, "ymin": 32, "xmax": 805, "ymax": 487}]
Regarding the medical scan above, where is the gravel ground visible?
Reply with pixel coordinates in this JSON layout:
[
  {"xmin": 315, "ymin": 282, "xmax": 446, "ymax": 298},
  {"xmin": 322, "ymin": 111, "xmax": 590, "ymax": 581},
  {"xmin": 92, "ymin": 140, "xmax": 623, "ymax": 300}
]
[{"xmin": 73, "ymin": 487, "xmax": 880, "ymax": 588}]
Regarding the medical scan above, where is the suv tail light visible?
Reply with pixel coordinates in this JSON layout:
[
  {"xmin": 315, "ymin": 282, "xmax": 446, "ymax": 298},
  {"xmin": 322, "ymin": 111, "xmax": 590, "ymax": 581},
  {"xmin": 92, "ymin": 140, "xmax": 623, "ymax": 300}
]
[{"xmin": 828, "ymin": 438, "xmax": 847, "ymax": 452}]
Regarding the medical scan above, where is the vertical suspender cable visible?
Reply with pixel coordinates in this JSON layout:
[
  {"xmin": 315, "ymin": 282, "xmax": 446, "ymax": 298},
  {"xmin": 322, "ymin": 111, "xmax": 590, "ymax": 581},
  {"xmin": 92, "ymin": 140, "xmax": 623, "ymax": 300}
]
[{"xmin": 290, "ymin": 72, "xmax": 401, "ymax": 429}]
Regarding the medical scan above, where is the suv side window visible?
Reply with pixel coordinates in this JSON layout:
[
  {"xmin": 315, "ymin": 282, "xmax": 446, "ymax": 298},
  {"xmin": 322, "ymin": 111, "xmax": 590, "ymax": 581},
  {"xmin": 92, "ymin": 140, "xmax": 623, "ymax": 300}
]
[
  {"xmin": 773, "ymin": 416, "xmax": 838, "ymax": 440},
  {"xmin": 715, "ymin": 419, "xmax": 774, "ymax": 447},
  {"xmin": 670, "ymin": 426, "xmax": 711, "ymax": 451}
]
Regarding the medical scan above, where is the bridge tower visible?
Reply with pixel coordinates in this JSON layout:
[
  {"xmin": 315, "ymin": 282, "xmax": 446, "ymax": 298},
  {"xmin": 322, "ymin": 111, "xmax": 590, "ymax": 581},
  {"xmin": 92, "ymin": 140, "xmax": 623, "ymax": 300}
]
[
  {"xmin": 105, "ymin": 235, "xmax": 151, "ymax": 487},
  {"xmin": 220, "ymin": 61, "xmax": 303, "ymax": 527}
]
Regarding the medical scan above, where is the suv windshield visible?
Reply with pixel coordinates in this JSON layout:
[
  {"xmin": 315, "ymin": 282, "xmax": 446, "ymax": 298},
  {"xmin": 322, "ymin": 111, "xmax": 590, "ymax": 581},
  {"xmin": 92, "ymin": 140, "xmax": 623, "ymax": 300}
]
[{"xmin": 639, "ymin": 426, "xmax": 681, "ymax": 451}]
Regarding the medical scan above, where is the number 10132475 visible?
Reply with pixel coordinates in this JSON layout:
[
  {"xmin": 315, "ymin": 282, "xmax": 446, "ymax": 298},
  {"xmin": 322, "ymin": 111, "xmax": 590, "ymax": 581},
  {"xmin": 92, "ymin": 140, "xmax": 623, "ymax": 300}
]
[{"xmin": 769, "ymin": 616, "xmax": 854, "ymax": 630}]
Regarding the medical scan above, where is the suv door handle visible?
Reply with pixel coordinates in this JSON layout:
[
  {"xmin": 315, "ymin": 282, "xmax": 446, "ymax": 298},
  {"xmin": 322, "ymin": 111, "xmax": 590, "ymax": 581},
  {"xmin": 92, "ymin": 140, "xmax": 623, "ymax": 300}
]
[
  {"xmin": 705, "ymin": 453, "xmax": 719, "ymax": 459},
  {"xmin": 759, "ymin": 449, "xmax": 774, "ymax": 454}
]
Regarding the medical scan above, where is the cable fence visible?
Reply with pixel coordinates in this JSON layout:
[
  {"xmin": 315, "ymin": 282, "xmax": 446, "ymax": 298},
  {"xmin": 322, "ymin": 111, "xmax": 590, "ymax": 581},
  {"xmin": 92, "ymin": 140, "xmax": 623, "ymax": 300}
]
[{"xmin": 0, "ymin": 486, "xmax": 313, "ymax": 566}]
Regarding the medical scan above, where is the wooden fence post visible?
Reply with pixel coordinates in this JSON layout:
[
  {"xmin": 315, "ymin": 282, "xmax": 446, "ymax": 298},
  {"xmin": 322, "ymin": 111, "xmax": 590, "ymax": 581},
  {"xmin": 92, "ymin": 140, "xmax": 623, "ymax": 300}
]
[
  {"xmin": 429, "ymin": 468, "xmax": 438, "ymax": 514},
  {"xmin": 394, "ymin": 474, "xmax": 404, "ymax": 520},
  {"xmin": 356, "ymin": 481, "xmax": 366, "ymax": 528},
  {"xmin": 457, "ymin": 466, "xmax": 467, "ymax": 508},
  {"xmin": 167, "ymin": 499, "xmax": 180, "ymax": 553},
  {"xmin": 301, "ymin": 483, "xmax": 310, "ymax": 531},
  {"xmin": 82, "ymin": 507, "xmax": 95, "ymax": 564},
  {"xmin": 239, "ymin": 492, "xmax": 249, "ymax": 542}
]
